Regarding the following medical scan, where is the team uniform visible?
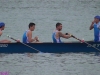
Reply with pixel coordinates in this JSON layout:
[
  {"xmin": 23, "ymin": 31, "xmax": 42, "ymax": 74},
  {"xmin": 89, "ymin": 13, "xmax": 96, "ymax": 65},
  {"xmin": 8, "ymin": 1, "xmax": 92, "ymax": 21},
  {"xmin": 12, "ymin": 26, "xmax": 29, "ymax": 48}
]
[
  {"xmin": 22, "ymin": 30, "xmax": 30, "ymax": 43},
  {"xmin": 93, "ymin": 22, "xmax": 100, "ymax": 42},
  {"xmin": 52, "ymin": 30, "xmax": 62, "ymax": 43}
]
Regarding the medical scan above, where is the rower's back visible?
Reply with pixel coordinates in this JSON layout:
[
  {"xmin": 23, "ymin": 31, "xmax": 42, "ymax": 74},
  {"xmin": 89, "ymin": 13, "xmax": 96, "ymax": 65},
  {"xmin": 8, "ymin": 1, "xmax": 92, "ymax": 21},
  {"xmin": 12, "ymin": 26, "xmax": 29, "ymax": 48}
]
[{"xmin": 22, "ymin": 30, "xmax": 30, "ymax": 43}]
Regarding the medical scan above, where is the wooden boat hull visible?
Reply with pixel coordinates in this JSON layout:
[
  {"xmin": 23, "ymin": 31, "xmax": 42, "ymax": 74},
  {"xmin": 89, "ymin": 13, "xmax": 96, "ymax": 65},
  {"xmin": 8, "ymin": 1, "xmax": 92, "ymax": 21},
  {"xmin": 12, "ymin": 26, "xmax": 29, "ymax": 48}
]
[{"xmin": 0, "ymin": 42, "xmax": 100, "ymax": 53}]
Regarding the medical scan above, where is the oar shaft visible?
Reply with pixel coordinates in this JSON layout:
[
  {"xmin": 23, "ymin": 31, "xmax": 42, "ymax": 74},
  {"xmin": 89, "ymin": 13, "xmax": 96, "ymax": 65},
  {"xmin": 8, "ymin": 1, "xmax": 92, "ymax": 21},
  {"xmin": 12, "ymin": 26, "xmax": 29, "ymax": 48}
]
[
  {"xmin": 10, "ymin": 37, "xmax": 18, "ymax": 42},
  {"xmin": 84, "ymin": 41, "xmax": 100, "ymax": 51},
  {"xmin": 72, "ymin": 35, "xmax": 100, "ymax": 51},
  {"xmin": 19, "ymin": 42, "xmax": 40, "ymax": 52},
  {"xmin": 7, "ymin": 35, "xmax": 41, "ymax": 52}
]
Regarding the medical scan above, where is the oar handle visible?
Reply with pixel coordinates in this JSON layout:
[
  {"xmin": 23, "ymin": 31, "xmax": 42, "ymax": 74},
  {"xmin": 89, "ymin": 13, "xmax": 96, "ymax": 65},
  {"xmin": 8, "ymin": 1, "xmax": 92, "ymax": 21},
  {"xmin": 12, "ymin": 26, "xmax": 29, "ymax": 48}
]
[{"xmin": 65, "ymin": 33, "xmax": 82, "ymax": 41}]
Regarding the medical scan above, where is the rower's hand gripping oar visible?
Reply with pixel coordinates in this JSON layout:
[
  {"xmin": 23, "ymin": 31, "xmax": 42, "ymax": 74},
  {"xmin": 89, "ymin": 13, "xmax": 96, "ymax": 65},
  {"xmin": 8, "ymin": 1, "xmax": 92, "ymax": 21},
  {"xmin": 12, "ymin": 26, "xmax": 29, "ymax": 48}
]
[
  {"xmin": 7, "ymin": 35, "xmax": 43, "ymax": 53},
  {"xmin": 69, "ymin": 34, "xmax": 100, "ymax": 52}
]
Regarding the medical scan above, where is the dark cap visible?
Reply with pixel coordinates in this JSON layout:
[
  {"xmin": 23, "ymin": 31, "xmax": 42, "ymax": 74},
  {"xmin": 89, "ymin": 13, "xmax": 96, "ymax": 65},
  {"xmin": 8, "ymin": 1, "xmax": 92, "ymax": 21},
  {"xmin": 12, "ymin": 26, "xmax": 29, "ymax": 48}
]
[
  {"xmin": 94, "ymin": 15, "xmax": 100, "ymax": 20},
  {"xmin": 0, "ymin": 22, "xmax": 5, "ymax": 27}
]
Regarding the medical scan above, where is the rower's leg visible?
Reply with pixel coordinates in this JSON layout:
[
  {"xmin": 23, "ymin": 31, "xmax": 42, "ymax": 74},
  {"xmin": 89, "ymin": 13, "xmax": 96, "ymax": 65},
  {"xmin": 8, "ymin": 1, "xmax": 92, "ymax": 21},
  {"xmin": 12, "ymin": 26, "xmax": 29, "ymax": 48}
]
[
  {"xmin": 32, "ymin": 41, "xmax": 42, "ymax": 43},
  {"xmin": 35, "ymin": 42, "xmax": 42, "ymax": 43},
  {"xmin": 0, "ymin": 40, "xmax": 11, "ymax": 43}
]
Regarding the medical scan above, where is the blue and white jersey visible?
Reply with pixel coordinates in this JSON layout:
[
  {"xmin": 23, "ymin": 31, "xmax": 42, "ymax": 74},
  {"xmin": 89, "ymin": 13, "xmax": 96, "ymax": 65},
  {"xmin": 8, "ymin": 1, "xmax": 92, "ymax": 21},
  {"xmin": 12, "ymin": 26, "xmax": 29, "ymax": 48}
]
[
  {"xmin": 22, "ymin": 30, "xmax": 30, "ymax": 43},
  {"xmin": 52, "ymin": 30, "xmax": 62, "ymax": 43},
  {"xmin": 94, "ymin": 22, "xmax": 100, "ymax": 42}
]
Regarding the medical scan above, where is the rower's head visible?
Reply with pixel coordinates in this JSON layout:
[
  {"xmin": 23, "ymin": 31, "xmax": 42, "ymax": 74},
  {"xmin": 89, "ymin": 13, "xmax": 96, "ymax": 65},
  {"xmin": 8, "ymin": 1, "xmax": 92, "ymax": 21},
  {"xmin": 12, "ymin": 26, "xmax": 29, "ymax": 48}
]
[
  {"xmin": 0, "ymin": 22, "xmax": 5, "ymax": 30},
  {"xmin": 29, "ymin": 22, "xmax": 35, "ymax": 31},
  {"xmin": 94, "ymin": 15, "xmax": 100, "ymax": 23},
  {"xmin": 56, "ymin": 23, "xmax": 62, "ymax": 31}
]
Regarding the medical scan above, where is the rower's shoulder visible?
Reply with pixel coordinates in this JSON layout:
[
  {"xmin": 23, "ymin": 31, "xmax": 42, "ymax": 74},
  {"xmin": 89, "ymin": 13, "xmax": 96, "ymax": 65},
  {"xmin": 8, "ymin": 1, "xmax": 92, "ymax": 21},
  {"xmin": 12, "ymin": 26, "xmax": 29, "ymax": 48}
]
[
  {"xmin": 54, "ymin": 30, "xmax": 61, "ymax": 33},
  {"xmin": 27, "ymin": 30, "xmax": 32, "ymax": 34},
  {"xmin": 57, "ymin": 31, "xmax": 64, "ymax": 36},
  {"xmin": 58, "ymin": 31, "xmax": 62, "ymax": 34}
]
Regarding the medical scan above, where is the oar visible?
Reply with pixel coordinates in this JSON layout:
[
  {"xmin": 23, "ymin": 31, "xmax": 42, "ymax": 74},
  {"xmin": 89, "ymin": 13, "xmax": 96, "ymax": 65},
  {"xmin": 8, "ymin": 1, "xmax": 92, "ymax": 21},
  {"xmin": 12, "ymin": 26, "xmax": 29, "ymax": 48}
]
[
  {"xmin": 7, "ymin": 35, "xmax": 43, "ymax": 53},
  {"xmin": 71, "ymin": 34, "xmax": 100, "ymax": 52}
]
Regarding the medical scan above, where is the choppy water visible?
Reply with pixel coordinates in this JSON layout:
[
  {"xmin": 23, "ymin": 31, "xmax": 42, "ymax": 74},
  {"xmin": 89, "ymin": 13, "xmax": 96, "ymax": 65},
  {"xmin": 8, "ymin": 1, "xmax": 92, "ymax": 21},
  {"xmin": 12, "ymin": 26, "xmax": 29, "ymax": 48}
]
[
  {"xmin": 0, "ymin": 53, "xmax": 100, "ymax": 75},
  {"xmin": 0, "ymin": 0, "xmax": 100, "ymax": 42}
]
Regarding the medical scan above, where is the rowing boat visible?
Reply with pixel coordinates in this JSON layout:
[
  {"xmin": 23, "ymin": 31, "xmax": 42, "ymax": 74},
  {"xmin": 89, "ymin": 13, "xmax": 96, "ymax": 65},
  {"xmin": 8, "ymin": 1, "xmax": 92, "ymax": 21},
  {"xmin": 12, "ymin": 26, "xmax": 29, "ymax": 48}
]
[{"xmin": 0, "ymin": 41, "xmax": 100, "ymax": 53}]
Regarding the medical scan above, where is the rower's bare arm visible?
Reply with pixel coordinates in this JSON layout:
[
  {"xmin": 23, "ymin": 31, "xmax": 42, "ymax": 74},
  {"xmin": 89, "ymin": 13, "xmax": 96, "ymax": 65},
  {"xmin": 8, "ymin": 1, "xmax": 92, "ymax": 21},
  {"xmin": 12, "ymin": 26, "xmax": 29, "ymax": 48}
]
[
  {"xmin": 27, "ymin": 31, "xmax": 35, "ymax": 43},
  {"xmin": 59, "ymin": 32, "xmax": 71, "ymax": 39},
  {"xmin": 89, "ymin": 21, "xmax": 94, "ymax": 30},
  {"xmin": 0, "ymin": 31, "xmax": 2, "ymax": 36}
]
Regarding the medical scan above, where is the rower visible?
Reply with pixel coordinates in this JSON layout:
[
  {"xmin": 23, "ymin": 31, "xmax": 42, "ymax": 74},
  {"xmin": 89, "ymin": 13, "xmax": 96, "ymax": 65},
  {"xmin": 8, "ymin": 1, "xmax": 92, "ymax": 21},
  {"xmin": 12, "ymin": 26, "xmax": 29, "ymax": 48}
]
[
  {"xmin": 89, "ymin": 15, "xmax": 100, "ymax": 42},
  {"xmin": 0, "ymin": 22, "xmax": 11, "ymax": 43},
  {"xmin": 52, "ymin": 23, "xmax": 72, "ymax": 43},
  {"xmin": 22, "ymin": 22, "xmax": 40, "ymax": 43}
]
